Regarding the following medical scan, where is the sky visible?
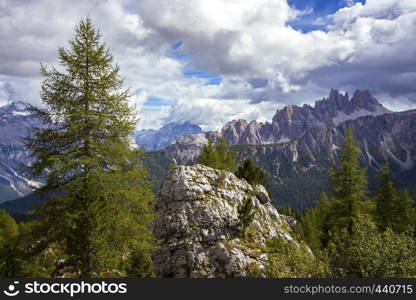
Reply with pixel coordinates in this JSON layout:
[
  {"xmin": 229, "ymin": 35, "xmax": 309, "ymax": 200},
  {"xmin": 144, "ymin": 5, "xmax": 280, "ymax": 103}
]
[{"xmin": 1, "ymin": 0, "xmax": 416, "ymax": 130}]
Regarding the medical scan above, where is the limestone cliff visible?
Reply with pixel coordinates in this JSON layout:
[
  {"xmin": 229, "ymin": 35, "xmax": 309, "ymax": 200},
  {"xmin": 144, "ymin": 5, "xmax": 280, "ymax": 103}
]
[{"xmin": 153, "ymin": 164, "xmax": 299, "ymax": 278}]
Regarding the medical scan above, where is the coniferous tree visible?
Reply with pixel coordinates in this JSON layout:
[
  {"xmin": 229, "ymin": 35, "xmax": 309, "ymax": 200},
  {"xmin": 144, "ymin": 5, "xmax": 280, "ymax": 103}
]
[
  {"xmin": 235, "ymin": 159, "xmax": 267, "ymax": 187},
  {"xmin": 374, "ymin": 165, "xmax": 415, "ymax": 233},
  {"xmin": 237, "ymin": 197, "xmax": 256, "ymax": 237},
  {"xmin": 394, "ymin": 189, "xmax": 416, "ymax": 234},
  {"xmin": 300, "ymin": 211, "xmax": 320, "ymax": 254},
  {"xmin": 300, "ymin": 192, "xmax": 332, "ymax": 254},
  {"xmin": 198, "ymin": 138, "xmax": 219, "ymax": 168},
  {"xmin": 198, "ymin": 137, "xmax": 237, "ymax": 172},
  {"xmin": 215, "ymin": 137, "xmax": 238, "ymax": 172},
  {"xmin": 24, "ymin": 18, "xmax": 156, "ymax": 277},
  {"xmin": 375, "ymin": 164, "xmax": 399, "ymax": 231},
  {"xmin": 329, "ymin": 126, "xmax": 367, "ymax": 236}
]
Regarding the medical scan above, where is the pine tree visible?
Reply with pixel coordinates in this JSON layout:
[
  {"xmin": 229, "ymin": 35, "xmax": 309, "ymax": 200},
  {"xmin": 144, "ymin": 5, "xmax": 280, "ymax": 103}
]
[
  {"xmin": 198, "ymin": 137, "xmax": 237, "ymax": 172},
  {"xmin": 329, "ymin": 126, "xmax": 367, "ymax": 236},
  {"xmin": 300, "ymin": 192, "xmax": 332, "ymax": 254},
  {"xmin": 215, "ymin": 137, "xmax": 237, "ymax": 172},
  {"xmin": 374, "ymin": 165, "xmax": 415, "ymax": 234},
  {"xmin": 394, "ymin": 189, "xmax": 416, "ymax": 234},
  {"xmin": 198, "ymin": 138, "xmax": 219, "ymax": 168},
  {"xmin": 235, "ymin": 159, "xmax": 267, "ymax": 187},
  {"xmin": 237, "ymin": 197, "xmax": 256, "ymax": 237},
  {"xmin": 375, "ymin": 164, "xmax": 399, "ymax": 231},
  {"xmin": 300, "ymin": 210, "xmax": 320, "ymax": 253},
  {"xmin": 24, "ymin": 18, "xmax": 156, "ymax": 277}
]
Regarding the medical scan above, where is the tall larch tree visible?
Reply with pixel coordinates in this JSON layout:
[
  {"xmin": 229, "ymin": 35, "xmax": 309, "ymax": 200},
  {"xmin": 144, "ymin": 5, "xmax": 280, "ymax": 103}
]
[
  {"xmin": 375, "ymin": 164, "xmax": 399, "ymax": 231},
  {"xmin": 24, "ymin": 18, "xmax": 156, "ymax": 277}
]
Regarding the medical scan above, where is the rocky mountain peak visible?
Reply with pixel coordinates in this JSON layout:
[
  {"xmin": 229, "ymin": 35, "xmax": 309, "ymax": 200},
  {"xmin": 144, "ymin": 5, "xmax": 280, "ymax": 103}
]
[
  {"xmin": 350, "ymin": 89, "xmax": 381, "ymax": 112},
  {"xmin": 153, "ymin": 164, "xmax": 299, "ymax": 277},
  {"xmin": 0, "ymin": 101, "xmax": 32, "ymax": 123},
  {"xmin": 315, "ymin": 89, "xmax": 350, "ymax": 114}
]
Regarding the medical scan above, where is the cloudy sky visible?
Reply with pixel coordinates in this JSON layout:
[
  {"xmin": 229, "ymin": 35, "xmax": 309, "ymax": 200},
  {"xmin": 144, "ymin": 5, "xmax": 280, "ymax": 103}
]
[{"xmin": 1, "ymin": 0, "xmax": 416, "ymax": 130}]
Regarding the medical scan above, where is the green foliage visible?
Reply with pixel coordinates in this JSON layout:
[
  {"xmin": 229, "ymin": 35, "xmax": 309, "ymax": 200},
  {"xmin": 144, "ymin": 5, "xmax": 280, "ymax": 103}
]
[
  {"xmin": 235, "ymin": 159, "xmax": 267, "ymax": 187},
  {"xmin": 23, "ymin": 18, "xmax": 156, "ymax": 277},
  {"xmin": 0, "ymin": 209, "xmax": 18, "ymax": 245},
  {"xmin": 327, "ymin": 217, "xmax": 416, "ymax": 277},
  {"xmin": 198, "ymin": 137, "xmax": 237, "ymax": 172},
  {"xmin": 237, "ymin": 197, "xmax": 256, "ymax": 237},
  {"xmin": 375, "ymin": 165, "xmax": 415, "ymax": 233},
  {"xmin": 265, "ymin": 237, "xmax": 326, "ymax": 278},
  {"xmin": 297, "ymin": 129, "xmax": 416, "ymax": 278},
  {"xmin": 0, "ymin": 211, "xmax": 22, "ymax": 277},
  {"xmin": 329, "ymin": 126, "xmax": 368, "ymax": 236},
  {"xmin": 127, "ymin": 250, "xmax": 156, "ymax": 278},
  {"xmin": 395, "ymin": 189, "xmax": 416, "ymax": 233},
  {"xmin": 299, "ymin": 192, "xmax": 332, "ymax": 255}
]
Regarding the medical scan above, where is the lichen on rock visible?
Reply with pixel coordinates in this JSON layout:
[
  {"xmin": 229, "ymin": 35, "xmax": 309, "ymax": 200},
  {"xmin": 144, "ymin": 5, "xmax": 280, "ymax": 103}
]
[{"xmin": 153, "ymin": 164, "xmax": 301, "ymax": 278}]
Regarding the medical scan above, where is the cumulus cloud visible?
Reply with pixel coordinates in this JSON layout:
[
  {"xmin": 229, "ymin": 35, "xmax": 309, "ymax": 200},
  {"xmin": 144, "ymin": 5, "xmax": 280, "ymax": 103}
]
[
  {"xmin": 135, "ymin": 0, "xmax": 416, "ymax": 123},
  {"xmin": 137, "ymin": 0, "xmax": 355, "ymax": 90},
  {"xmin": 1, "ymin": 0, "xmax": 416, "ymax": 130}
]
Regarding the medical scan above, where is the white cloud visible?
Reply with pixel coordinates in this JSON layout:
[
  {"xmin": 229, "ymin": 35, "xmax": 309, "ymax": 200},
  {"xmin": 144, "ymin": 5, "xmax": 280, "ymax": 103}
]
[{"xmin": 1, "ymin": 0, "xmax": 416, "ymax": 131}]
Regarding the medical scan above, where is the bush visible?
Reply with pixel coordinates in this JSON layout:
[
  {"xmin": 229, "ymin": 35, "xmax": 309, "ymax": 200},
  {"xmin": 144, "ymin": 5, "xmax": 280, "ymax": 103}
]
[{"xmin": 265, "ymin": 237, "xmax": 327, "ymax": 278}]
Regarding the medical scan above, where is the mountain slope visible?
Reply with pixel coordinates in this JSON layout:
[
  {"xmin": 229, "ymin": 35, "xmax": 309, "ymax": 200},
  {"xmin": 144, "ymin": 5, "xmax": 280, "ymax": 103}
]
[{"xmin": 0, "ymin": 102, "xmax": 42, "ymax": 202}]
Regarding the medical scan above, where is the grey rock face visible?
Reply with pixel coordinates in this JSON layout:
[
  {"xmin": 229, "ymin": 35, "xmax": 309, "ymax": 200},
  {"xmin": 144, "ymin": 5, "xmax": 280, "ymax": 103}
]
[{"xmin": 153, "ymin": 164, "xmax": 297, "ymax": 278}]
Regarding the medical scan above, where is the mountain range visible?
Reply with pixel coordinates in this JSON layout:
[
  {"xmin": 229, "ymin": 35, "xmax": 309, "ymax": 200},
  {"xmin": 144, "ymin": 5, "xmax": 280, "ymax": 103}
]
[
  {"xmin": 152, "ymin": 89, "xmax": 416, "ymax": 208},
  {"xmin": 135, "ymin": 122, "xmax": 202, "ymax": 151},
  {"xmin": 165, "ymin": 89, "xmax": 392, "ymax": 160},
  {"xmin": 1, "ymin": 89, "xmax": 415, "ymax": 212}
]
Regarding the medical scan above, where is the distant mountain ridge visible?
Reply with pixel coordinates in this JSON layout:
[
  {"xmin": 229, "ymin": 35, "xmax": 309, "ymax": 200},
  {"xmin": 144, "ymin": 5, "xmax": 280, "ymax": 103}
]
[{"xmin": 135, "ymin": 122, "xmax": 202, "ymax": 151}]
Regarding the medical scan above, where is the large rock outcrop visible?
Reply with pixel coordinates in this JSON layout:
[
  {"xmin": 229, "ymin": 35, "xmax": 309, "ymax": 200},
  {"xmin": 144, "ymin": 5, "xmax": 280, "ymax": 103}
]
[{"xmin": 153, "ymin": 164, "xmax": 297, "ymax": 278}]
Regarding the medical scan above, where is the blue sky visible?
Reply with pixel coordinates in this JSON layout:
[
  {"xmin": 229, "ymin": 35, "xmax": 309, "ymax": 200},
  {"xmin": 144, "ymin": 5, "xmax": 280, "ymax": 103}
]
[{"xmin": 288, "ymin": 0, "xmax": 366, "ymax": 31}]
